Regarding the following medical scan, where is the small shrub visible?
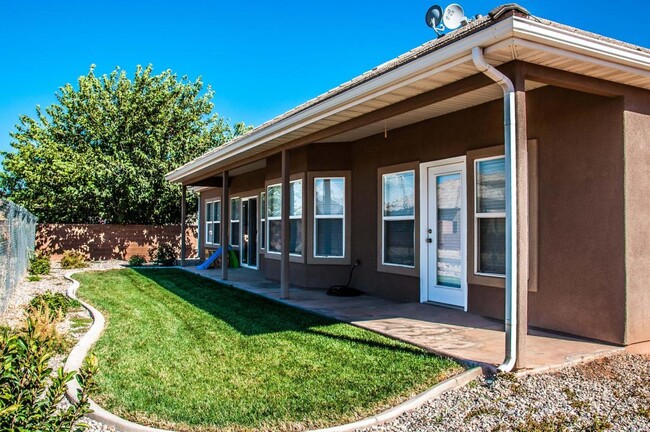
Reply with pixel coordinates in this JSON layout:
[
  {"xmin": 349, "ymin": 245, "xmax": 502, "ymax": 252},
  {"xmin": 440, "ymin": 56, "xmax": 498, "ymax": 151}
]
[
  {"xmin": 29, "ymin": 252, "xmax": 51, "ymax": 275},
  {"xmin": 128, "ymin": 254, "xmax": 147, "ymax": 266},
  {"xmin": 149, "ymin": 242, "xmax": 178, "ymax": 266},
  {"xmin": 0, "ymin": 317, "xmax": 97, "ymax": 431},
  {"xmin": 60, "ymin": 250, "xmax": 88, "ymax": 269},
  {"xmin": 28, "ymin": 275, "xmax": 41, "ymax": 282},
  {"xmin": 22, "ymin": 304, "xmax": 69, "ymax": 354},
  {"xmin": 29, "ymin": 291, "xmax": 81, "ymax": 316}
]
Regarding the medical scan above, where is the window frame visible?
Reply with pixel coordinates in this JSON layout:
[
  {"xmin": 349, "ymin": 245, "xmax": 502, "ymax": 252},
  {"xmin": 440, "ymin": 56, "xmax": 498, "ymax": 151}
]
[
  {"xmin": 204, "ymin": 198, "xmax": 221, "ymax": 246},
  {"xmin": 264, "ymin": 174, "xmax": 305, "ymax": 262},
  {"xmin": 313, "ymin": 177, "xmax": 345, "ymax": 259},
  {"xmin": 466, "ymin": 142, "xmax": 539, "ymax": 292},
  {"xmin": 307, "ymin": 171, "xmax": 352, "ymax": 265},
  {"xmin": 473, "ymin": 155, "xmax": 507, "ymax": 279},
  {"xmin": 259, "ymin": 191, "xmax": 266, "ymax": 253},
  {"xmin": 377, "ymin": 163, "xmax": 419, "ymax": 277},
  {"xmin": 230, "ymin": 197, "xmax": 240, "ymax": 247}
]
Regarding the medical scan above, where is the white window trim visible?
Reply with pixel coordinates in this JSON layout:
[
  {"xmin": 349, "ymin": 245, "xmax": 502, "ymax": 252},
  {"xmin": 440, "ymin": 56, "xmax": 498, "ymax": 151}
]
[
  {"xmin": 205, "ymin": 199, "xmax": 221, "ymax": 246},
  {"xmin": 474, "ymin": 156, "xmax": 506, "ymax": 278},
  {"xmin": 381, "ymin": 169, "xmax": 416, "ymax": 269},
  {"xmin": 266, "ymin": 179, "xmax": 303, "ymax": 257},
  {"xmin": 259, "ymin": 191, "xmax": 266, "ymax": 251},
  {"xmin": 313, "ymin": 177, "xmax": 345, "ymax": 259},
  {"xmin": 230, "ymin": 197, "xmax": 240, "ymax": 247}
]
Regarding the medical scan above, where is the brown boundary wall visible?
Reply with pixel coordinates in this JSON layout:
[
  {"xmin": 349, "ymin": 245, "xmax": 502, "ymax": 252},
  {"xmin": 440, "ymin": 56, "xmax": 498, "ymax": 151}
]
[{"xmin": 36, "ymin": 224, "xmax": 197, "ymax": 261}]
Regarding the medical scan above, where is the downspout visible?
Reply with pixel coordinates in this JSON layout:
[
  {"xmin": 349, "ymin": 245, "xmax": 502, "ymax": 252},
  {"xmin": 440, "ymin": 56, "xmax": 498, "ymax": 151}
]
[{"xmin": 471, "ymin": 47, "xmax": 518, "ymax": 372}]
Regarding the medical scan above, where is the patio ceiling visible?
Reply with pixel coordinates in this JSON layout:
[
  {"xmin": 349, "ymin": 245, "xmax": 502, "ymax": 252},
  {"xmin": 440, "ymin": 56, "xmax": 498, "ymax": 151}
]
[{"xmin": 167, "ymin": 12, "xmax": 650, "ymax": 185}]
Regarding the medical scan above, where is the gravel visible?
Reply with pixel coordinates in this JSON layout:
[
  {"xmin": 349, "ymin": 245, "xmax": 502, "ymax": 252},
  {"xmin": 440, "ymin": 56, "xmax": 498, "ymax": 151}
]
[{"xmin": 363, "ymin": 353, "xmax": 650, "ymax": 431}]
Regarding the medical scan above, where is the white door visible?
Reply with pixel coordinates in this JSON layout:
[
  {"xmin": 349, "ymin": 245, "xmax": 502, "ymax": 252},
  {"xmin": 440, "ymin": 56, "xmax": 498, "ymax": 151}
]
[{"xmin": 420, "ymin": 158, "xmax": 467, "ymax": 309}]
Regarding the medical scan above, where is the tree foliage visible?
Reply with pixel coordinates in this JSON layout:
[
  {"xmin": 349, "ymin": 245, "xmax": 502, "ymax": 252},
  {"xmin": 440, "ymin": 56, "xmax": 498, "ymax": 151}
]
[{"xmin": 1, "ymin": 65, "xmax": 249, "ymax": 224}]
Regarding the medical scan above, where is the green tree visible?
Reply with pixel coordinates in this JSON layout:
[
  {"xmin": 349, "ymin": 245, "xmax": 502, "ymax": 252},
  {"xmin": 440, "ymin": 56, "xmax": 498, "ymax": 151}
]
[{"xmin": 0, "ymin": 65, "xmax": 249, "ymax": 224}]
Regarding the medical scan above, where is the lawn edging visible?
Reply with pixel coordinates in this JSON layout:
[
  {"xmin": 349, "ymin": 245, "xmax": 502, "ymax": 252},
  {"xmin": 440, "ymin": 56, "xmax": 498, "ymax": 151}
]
[
  {"xmin": 309, "ymin": 366, "xmax": 482, "ymax": 432},
  {"xmin": 63, "ymin": 269, "xmax": 172, "ymax": 432},
  {"xmin": 62, "ymin": 267, "xmax": 481, "ymax": 432}
]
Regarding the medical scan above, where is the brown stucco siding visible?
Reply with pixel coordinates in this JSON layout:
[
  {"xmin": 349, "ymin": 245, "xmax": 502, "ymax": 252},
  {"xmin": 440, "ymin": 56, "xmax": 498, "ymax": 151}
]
[
  {"xmin": 623, "ymin": 91, "xmax": 650, "ymax": 345},
  {"xmin": 347, "ymin": 85, "xmax": 627, "ymax": 344},
  {"xmin": 349, "ymin": 95, "xmax": 504, "ymax": 301},
  {"xmin": 261, "ymin": 144, "xmax": 352, "ymax": 288},
  {"xmin": 195, "ymin": 83, "xmax": 632, "ymax": 345},
  {"xmin": 524, "ymin": 86, "xmax": 626, "ymax": 344}
]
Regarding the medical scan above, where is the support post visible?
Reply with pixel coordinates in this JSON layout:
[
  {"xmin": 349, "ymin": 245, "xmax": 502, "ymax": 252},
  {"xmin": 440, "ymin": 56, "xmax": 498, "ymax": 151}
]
[
  {"xmin": 221, "ymin": 171, "xmax": 229, "ymax": 281},
  {"xmin": 280, "ymin": 150, "xmax": 290, "ymax": 299},
  {"xmin": 180, "ymin": 185, "xmax": 187, "ymax": 267},
  {"xmin": 514, "ymin": 68, "xmax": 529, "ymax": 370}
]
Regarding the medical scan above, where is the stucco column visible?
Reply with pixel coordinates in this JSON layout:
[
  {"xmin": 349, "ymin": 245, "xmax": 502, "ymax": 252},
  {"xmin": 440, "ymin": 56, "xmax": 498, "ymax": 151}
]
[
  {"xmin": 280, "ymin": 149, "xmax": 290, "ymax": 299},
  {"xmin": 221, "ymin": 171, "xmax": 229, "ymax": 281},
  {"xmin": 180, "ymin": 185, "xmax": 187, "ymax": 267},
  {"xmin": 514, "ymin": 69, "xmax": 529, "ymax": 370}
]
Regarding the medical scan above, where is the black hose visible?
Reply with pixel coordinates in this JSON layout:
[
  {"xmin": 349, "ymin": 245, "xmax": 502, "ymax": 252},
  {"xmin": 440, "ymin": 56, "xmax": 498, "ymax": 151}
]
[{"xmin": 327, "ymin": 263, "xmax": 362, "ymax": 297}]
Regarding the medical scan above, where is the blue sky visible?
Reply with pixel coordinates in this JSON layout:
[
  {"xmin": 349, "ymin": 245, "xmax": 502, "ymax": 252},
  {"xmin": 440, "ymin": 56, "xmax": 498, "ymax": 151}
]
[{"xmin": 1, "ymin": 1, "xmax": 649, "ymax": 156}]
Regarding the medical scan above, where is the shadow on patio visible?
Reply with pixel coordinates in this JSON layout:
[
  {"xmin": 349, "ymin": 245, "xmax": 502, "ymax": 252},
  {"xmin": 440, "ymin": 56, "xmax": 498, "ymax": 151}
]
[{"xmin": 181, "ymin": 266, "xmax": 622, "ymax": 373}]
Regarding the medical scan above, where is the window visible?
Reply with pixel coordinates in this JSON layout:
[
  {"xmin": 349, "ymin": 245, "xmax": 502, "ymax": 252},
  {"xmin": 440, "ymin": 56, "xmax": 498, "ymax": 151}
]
[
  {"xmin": 205, "ymin": 200, "xmax": 221, "ymax": 245},
  {"xmin": 230, "ymin": 198, "xmax": 240, "ymax": 246},
  {"xmin": 474, "ymin": 157, "xmax": 506, "ymax": 276},
  {"xmin": 314, "ymin": 177, "xmax": 345, "ymax": 258},
  {"xmin": 382, "ymin": 170, "xmax": 415, "ymax": 267},
  {"xmin": 267, "ymin": 180, "xmax": 303, "ymax": 255},
  {"xmin": 259, "ymin": 192, "xmax": 266, "ymax": 251}
]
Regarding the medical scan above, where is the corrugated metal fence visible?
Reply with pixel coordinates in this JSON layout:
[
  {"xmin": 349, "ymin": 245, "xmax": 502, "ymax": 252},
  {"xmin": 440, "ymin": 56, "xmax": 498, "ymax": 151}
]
[{"xmin": 0, "ymin": 200, "xmax": 37, "ymax": 312}]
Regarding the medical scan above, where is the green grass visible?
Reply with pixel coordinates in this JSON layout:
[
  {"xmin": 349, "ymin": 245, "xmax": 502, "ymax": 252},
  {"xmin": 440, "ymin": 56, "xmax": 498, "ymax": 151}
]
[{"xmin": 76, "ymin": 268, "xmax": 461, "ymax": 431}]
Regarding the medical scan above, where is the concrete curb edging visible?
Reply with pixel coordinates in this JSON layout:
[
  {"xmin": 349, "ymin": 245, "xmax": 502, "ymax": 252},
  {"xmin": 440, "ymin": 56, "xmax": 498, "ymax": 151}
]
[
  {"xmin": 63, "ymin": 269, "xmax": 172, "ymax": 432},
  {"xmin": 63, "ymin": 267, "xmax": 482, "ymax": 432},
  {"xmin": 309, "ymin": 367, "xmax": 482, "ymax": 432}
]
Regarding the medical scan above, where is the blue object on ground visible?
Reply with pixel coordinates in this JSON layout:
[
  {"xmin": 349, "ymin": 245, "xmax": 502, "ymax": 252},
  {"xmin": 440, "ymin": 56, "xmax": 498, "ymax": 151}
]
[{"xmin": 197, "ymin": 247, "xmax": 230, "ymax": 270}]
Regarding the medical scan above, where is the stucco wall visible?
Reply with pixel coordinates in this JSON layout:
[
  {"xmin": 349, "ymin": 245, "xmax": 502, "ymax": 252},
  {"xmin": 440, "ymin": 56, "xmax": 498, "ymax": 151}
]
[
  {"xmin": 623, "ymin": 91, "xmax": 650, "ymax": 345},
  {"xmin": 524, "ymin": 87, "xmax": 626, "ymax": 344},
  {"xmin": 197, "ymin": 84, "xmax": 633, "ymax": 344}
]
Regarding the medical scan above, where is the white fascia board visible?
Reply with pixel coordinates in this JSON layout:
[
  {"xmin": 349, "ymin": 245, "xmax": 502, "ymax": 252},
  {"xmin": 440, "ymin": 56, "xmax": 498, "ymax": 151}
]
[
  {"xmin": 484, "ymin": 36, "xmax": 650, "ymax": 82},
  {"xmin": 512, "ymin": 17, "xmax": 650, "ymax": 72},
  {"xmin": 166, "ymin": 18, "xmax": 517, "ymax": 183}
]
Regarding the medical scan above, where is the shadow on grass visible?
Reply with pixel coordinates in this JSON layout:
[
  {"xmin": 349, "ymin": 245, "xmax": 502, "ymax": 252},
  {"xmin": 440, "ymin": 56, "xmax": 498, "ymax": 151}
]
[{"xmin": 132, "ymin": 268, "xmax": 430, "ymax": 357}]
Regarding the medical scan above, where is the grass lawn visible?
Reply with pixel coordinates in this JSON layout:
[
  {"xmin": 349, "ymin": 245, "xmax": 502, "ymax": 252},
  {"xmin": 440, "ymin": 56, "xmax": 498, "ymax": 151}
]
[{"xmin": 76, "ymin": 268, "xmax": 462, "ymax": 431}]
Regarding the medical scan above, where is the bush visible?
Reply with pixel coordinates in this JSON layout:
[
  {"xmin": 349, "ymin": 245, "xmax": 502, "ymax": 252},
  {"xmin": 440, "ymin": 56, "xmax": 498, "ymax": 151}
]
[
  {"xmin": 22, "ymin": 304, "xmax": 70, "ymax": 354},
  {"xmin": 28, "ymin": 275, "xmax": 41, "ymax": 282},
  {"xmin": 29, "ymin": 291, "xmax": 81, "ymax": 317},
  {"xmin": 29, "ymin": 252, "xmax": 51, "ymax": 275},
  {"xmin": 149, "ymin": 243, "xmax": 177, "ymax": 266},
  {"xmin": 128, "ymin": 255, "xmax": 147, "ymax": 266},
  {"xmin": 60, "ymin": 250, "xmax": 88, "ymax": 269},
  {"xmin": 0, "ymin": 318, "xmax": 97, "ymax": 431}
]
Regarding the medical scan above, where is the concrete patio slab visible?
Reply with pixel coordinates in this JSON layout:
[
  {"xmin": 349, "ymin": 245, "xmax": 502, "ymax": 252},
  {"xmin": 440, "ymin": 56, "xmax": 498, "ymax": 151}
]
[{"xmin": 181, "ymin": 266, "xmax": 622, "ymax": 374}]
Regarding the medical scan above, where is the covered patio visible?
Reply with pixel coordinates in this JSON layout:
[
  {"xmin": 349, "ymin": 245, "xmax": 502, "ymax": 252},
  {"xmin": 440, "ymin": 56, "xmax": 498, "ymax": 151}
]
[
  {"xmin": 181, "ymin": 266, "xmax": 621, "ymax": 374},
  {"xmin": 168, "ymin": 4, "xmax": 650, "ymax": 374}
]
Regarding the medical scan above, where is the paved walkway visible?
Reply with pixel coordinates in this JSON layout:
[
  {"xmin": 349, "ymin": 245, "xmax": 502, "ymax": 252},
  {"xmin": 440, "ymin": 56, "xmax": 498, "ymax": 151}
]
[{"xmin": 181, "ymin": 266, "xmax": 622, "ymax": 374}]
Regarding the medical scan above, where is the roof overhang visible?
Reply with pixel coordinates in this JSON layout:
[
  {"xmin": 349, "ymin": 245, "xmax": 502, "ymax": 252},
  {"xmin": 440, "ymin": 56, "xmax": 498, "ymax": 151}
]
[{"xmin": 166, "ymin": 11, "xmax": 650, "ymax": 185}]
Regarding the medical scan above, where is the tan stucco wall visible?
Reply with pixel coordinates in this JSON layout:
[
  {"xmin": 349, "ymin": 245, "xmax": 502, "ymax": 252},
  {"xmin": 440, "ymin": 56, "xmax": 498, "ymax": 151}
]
[{"xmin": 623, "ymin": 92, "xmax": 650, "ymax": 345}]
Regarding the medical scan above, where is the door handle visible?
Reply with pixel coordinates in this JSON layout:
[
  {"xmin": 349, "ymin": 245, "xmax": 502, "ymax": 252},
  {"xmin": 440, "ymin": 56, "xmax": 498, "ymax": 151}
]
[{"xmin": 426, "ymin": 238, "xmax": 433, "ymax": 243}]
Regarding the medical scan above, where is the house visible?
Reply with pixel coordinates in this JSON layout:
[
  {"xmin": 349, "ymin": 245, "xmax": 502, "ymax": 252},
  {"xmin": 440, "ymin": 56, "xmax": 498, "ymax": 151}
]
[{"xmin": 166, "ymin": 4, "xmax": 650, "ymax": 370}]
